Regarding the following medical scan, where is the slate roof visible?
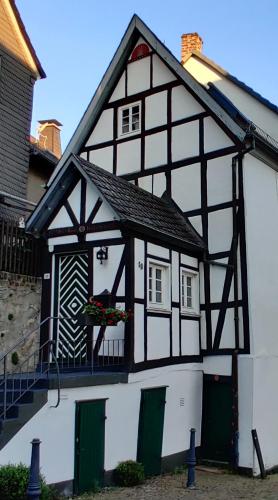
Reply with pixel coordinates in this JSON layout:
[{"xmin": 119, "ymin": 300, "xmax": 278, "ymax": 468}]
[{"xmin": 75, "ymin": 155, "xmax": 205, "ymax": 252}]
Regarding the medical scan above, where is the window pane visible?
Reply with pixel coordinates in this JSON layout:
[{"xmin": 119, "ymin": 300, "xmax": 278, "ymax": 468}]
[
  {"xmin": 156, "ymin": 269, "xmax": 162, "ymax": 279},
  {"xmin": 149, "ymin": 290, "xmax": 152, "ymax": 302},
  {"xmin": 122, "ymin": 124, "xmax": 129, "ymax": 134},
  {"xmin": 149, "ymin": 266, "xmax": 152, "ymax": 278},
  {"xmin": 122, "ymin": 108, "xmax": 129, "ymax": 117},
  {"xmin": 187, "ymin": 296, "xmax": 192, "ymax": 308},
  {"xmin": 156, "ymin": 291, "xmax": 162, "ymax": 303},
  {"xmin": 156, "ymin": 280, "xmax": 162, "ymax": 291},
  {"xmin": 132, "ymin": 105, "xmax": 139, "ymax": 115}
]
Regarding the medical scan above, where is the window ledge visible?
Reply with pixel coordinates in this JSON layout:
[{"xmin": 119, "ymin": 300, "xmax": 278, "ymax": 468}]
[
  {"xmin": 147, "ymin": 308, "xmax": 172, "ymax": 315},
  {"xmin": 180, "ymin": 311, "xmax": 201, "ymax": 318}
]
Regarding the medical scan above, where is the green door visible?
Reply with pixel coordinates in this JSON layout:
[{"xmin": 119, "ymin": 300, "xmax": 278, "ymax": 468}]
[
  {"xmin": 75, "ymin": 400, "xmax": 105, "ymax": 494},
  {"xmin": 137, "ymin": 387, "xmax": 166, "ymax": 476},
  {"xmin": 201, "ymin": 378, "xmax": 233, "ymax": 463}
]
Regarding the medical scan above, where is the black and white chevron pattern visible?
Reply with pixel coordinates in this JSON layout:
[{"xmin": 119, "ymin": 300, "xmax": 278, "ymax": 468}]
[{"xmin": 56, "ymin": 253, "xmax": 88, "ymax": 359}]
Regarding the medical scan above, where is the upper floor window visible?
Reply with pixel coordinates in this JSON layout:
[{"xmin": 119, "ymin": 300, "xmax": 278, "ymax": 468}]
[
  {"xmin": 119, "ymin": 102, "xmax": 141, "ymax": 137},
  {"xmin": 181, "ymin": 270, "xmax": 199, "ymax": 315},
  {"xmin": 148, "ymin": 260, "xmax": 170, "ymax": 311}
]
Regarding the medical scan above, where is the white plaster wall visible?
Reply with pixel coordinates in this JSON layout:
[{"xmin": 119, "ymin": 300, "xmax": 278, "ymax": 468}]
[
  {"xmin": 243, "ymin": 154, "xmax": 278, "ymax": 356},
  {"xmin": 200, "ymin": 312, "xmax": 207, "ymax": 350},
  {"xmin": 210, "ymin": 265, "xmax": 227, "ymax": 303},
  {"xmin": 153, "ymin": 172, "xmax": 166, "ymax": 197},
  {"xmin": 86, "ymin": 109, "xmax": 113, "ymax": 146},
  {"xmin": 145, "ymin": 131, "xmax": 167, "ymax": 169},
  {"xmin": 117, "ymin": 139, "xmax": 141, "ymax": 175},
  {"xmin": 202, "ymin": 355, "xmax": 232, "ymax": 376},
  {"xmin": 93, "ymin": 244, "xmax": 124, "ymax": 295},
  {"xmin": 219, "ymin": 308, "xmax": 235, "ymax": 349},
  {"xmin": 134, "ymin": 238, "xmax": 145, "ymax": 299},
  {"xmin": 207, "ymin": 155, "xmax": 233, "ymax": 206},
  {"xmin": 134, "ymin": 303, "xmax": 145, "ymax": 363},
  {"xmin": 109, "ymin": 73, "xmax": 125, "ymax": 102},
  {"xmin": 152, "ymin": 54, "xmax": 176, "ymax": 86},
  {"xmin": 49, "ymin": 206, "xmax": 72, "ymax": 230},
  {"xmin": 180, "ymin": 255, "xmax": 198, "ymax": 268},
  {"xmin": 147, "ymin": 316, "xmax": 170, "ymax": 359},
  {"xmin": 127, "ymin": 57, "xmax": 150, "ymax": 95},
  {"xmin": 181, "ymin": 320, "xmax": 200, "ymax": 355},
  {"xmin": 94, "ymin": 199, "xmax": 116, "ymax": 223},
  {"xmin": 172, "ymin": 308, "xmax": 179, "ymax": 356},
  {"xmin": 0, "ymin": 367, "xmax": 203, "ymax": 484},
  {"xmin": 145, "ymin": 91, "xmax": 167, "ymax": 129},
  {"xmin": 172, "ymin": 85, "xmax": 204, "ymax": 121},
  {"xmin": 68, "ymin": 180, "xmax": 81, "ymax": 222},
  {"xmin": 189, "ymin": 215, "xmax": 202, "ymax": 237},
  {"xmin": 138, "ymin": 175, "xmax": 152, "ymax": 193},
  {"xmin": 208, "ymin": 208, "xmax": 233, "ymax": 254},
  {"xmin": 89, "ymin": 146, "xmax": 113, "ymax": 173},
  {"xmin": 252, "ymin": 356, "xmax": 278, "ymax": 473},
  {"xmin": 171, "ymin": 165, "xmax": 201, "ymax": 212},
  {"xmin": 85, "ymin": 183, "xmax": 99, "ymax": 221},
  {"xmin": 204, "ymin": 117, "xmax": 234, "ymax": 153},
  {"xmin": 172, "ymin": 121, "xmax": 199, "ymax": 161},
  {"xmin": 85, "ymin": 230, "xmax": 121, "ymax": 242},
  {"xmin": 184, "ymin": 57, "xmax": 278, "ymax": 142},
  {"xmin": 48, "ymin": 235, "xmax": 78, "ymax": 247},
  {"xmin": 238, "ymin": 356, "xmax": 254, "ymax": 471},
  {"xmin": 147, "ymin": 243, "xmax": 169, "ymax": 260},
  {"xmin": 171, "ymin": 251, "xmax": 179, "ymax": 302}
]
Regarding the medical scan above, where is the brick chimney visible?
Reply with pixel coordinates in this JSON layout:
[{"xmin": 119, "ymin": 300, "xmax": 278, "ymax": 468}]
[
  {"xmin": 181, "ymin": 33, "xmax": 203, "ymax": 63},
  {"xmin": 37, "ymin": 119, "xmax": 62, "ymax": 159}
]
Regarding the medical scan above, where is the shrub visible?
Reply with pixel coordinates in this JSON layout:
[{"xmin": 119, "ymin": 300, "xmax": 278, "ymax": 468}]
[
  {"xmin": 0, "ymin": 463, "xmax": 61, "ymax": 500},
  {"xmin": 114, "ymin": 460, "xmax": 145, "ymax": 487}
]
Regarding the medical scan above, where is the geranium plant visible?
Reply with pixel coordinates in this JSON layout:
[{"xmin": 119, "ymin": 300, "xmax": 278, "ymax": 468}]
[{"xmin": 82, "ymin": 297, "xmax": 130, "ymax": 326}]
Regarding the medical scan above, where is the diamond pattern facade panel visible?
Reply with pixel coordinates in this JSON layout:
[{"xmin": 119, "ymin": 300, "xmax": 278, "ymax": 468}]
[{"xmin": 56, "ymin": 253, "xmax": 88, "ymax": 359}]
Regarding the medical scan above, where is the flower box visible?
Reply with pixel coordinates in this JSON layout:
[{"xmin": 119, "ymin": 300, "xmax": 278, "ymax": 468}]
[{"xmin": 80, "ymin": 295, "xmax": 131, "ymax": 327}]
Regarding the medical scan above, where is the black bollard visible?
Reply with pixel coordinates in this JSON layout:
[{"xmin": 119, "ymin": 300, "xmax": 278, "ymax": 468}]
[
  {"xmin": 27, "ymin": 438, "xmax": 41, "ymax": 500},
  {"xmin": 186, "ymin": 428, "xmax": 196, "ymax": 489}
]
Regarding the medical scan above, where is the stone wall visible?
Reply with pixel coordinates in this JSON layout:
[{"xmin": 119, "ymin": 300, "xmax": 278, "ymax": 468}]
[{"xmin": 0, "ymin": 272, "xmax": 41, "ymax": 371}]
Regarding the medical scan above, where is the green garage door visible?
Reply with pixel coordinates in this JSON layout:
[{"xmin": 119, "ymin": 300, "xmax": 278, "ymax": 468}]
[
  {"xmin": 75, "ymin": 400, "xmax": 105, "ymax": 494},
  {"xmin": 137, "ymin": 387, "xmax": 166, "ymax": 476}
]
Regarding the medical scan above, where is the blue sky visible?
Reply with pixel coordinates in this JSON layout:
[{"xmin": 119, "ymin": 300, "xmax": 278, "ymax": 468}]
[{"xmin": 17, "ymin": 0, "xmax": 278, "ymax": 149}]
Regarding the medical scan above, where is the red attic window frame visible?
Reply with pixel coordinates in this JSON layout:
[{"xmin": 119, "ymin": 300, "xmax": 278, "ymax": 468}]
[{"xmin": 130, "ymin": 43, "xmax": 150, "ymax": 62}]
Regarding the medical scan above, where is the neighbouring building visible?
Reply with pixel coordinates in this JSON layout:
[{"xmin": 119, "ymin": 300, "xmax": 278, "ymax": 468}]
[
  {"xmin": 0, "ymin": 14, "xmax": 277, "ymax": 496},
  {"xmin": 0, "ymin": 0, "xmax": 46, "ymax": 219}
]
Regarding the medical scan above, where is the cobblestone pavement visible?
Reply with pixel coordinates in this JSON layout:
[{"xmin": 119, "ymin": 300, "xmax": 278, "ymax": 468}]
[{"xmin": 76, "ymin": 469, "xmax": 278, "ymax": 500}]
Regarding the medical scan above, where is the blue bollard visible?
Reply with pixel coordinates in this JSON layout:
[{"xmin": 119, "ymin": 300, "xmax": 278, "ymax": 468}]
[
  {"xmin": 186, "ymin": 428, "xmax": 196, "ymax": 489},
  {"xmin": 27, "ymin": 438, "xmax": 41, "ymax": 500}
]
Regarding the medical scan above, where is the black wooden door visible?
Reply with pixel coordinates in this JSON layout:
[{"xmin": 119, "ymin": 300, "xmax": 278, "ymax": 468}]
[{"xmin": 201, "ymin": 378, "xmax": 233, "ymax": 463}]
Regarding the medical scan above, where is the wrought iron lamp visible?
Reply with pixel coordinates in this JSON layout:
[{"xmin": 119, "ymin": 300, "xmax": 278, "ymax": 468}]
[{"xmin": 96, "ymin": 246, "xmax": 108, "ymax": 264}]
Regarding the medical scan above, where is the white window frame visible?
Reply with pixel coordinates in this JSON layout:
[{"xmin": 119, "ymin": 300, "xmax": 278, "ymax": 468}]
[
  {"xmin": 147, "ymin": 259, "xmax": 171, "ymax": 311},
  {"xmin": 118, "ymin": 102, "xmax": 141, "ymax": 138},
  {"xmin": 180, "ymin": 269, "xmax": 199, "ymax": 316}
]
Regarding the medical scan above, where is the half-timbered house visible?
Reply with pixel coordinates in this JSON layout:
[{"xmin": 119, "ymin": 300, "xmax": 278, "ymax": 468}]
[{"xmin": 1, "ymin": 14, "xmax": 278, "ymax": 495}]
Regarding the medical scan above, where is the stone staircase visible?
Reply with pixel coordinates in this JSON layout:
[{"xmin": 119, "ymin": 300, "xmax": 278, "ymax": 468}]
[{"xmin": 0, "ymin": 376, "xmax": 48, "ymax": 450}]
